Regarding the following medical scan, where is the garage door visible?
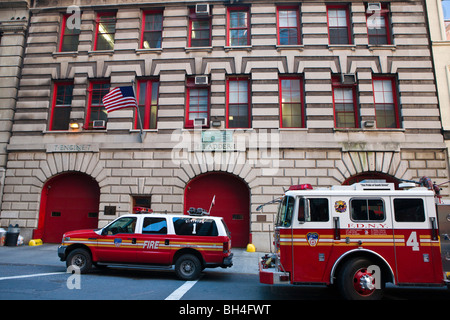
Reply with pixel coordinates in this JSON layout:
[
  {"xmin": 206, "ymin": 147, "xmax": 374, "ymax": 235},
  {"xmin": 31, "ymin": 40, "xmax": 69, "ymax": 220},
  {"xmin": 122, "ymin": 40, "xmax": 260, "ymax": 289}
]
[
  {"xmin": 38, "ymin": 172, "xmax": 100, "ymax": 243},
  {"xmin": 184, "ymin": 172, "xmax": 250, "ymax": 248}
]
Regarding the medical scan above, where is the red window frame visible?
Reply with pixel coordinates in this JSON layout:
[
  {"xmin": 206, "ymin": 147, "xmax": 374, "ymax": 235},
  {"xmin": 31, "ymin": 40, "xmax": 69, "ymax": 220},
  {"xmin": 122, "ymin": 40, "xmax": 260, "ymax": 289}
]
[
  {"xmin": 188, "ymin": 8, "xmax": 212, "ymax": 47},
  {"xmin": 136, "ymin": 79, "xmax": 159, "ymax": 130},
  {"xmin": 185, "ymin": 79, "xmax": 210, "ymax": 129},
  {"xmin": 85, "ymin": 80, "xmax": 110, "ymax": 129},
  {"xmin": 227, "ymin": 7, "xmax": 250, "ymax": 46},
  {"xmin": 59, "ymin": 14, "xmax": 81, "ymax": 52},
  {"xmin": 226, "ymin": 77, "xmax": 251, "ymax": 129},
  {"xmin": 140, "ymin": 10, "xmax": 163, "ymax": 49},
  {"xmin": 49, "ymin": 82, "xmax": 74, "ymax": 131},
  {"xmin": 94, "ymin": 12, "xmax": 116, "ymax": 51},
  {"xmin": 279, "ymin": 76, "xmax": 305, "ymax": 128},
  {"xmin": 365, "ymin": 4, "xmax": 391, "ymax": 45},
  {"xmin": 326, "ymin": 5, "xmax": 352, "ymax": 45},
  {"xmin": 332, "ymin": 77, "xmax": 359, "ymax": 128},
  {"xmin": 277, "ymin": 6, "xmax": 301, "ymax": 45},
  {"xmin": 372, "ymin": 76, "xmax": 400, "ymax": 128}
]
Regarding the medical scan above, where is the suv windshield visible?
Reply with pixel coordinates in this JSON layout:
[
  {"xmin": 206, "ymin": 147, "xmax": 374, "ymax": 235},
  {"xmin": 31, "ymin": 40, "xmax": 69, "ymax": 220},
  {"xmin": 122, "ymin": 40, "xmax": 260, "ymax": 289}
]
[
  {"xmin": 102, "ymin": 217, "xmax": 137, "ymax": 235},
  {"xmin": 276, "ymin": 196, "xmax": 295, "ymax": 227}
]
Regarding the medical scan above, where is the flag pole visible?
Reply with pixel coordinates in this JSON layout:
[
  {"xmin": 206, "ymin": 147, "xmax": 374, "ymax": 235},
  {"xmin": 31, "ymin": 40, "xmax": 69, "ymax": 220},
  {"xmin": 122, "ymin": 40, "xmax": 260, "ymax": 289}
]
[
  {"xmin": 208, "ymin": 195, "xmax": 215, "ymax": 215},
  {"xmin": 132, "ymin": 80, "xmax": 145, "ymax": 143}
]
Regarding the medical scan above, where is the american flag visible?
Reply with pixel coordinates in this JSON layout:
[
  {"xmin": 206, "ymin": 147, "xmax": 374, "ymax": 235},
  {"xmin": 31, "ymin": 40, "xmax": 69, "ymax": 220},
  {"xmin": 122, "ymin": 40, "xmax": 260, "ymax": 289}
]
[{"xmin": 102, "ymin": 86, "xmax": 137, "ymax": 113}]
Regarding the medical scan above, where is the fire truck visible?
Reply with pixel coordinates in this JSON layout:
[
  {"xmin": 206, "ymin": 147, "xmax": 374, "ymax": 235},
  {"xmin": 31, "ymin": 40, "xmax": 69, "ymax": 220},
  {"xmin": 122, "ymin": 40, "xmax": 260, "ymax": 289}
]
[{"xmin": 258, "ymin": 180, "xmax": 450, "ymax": 300}]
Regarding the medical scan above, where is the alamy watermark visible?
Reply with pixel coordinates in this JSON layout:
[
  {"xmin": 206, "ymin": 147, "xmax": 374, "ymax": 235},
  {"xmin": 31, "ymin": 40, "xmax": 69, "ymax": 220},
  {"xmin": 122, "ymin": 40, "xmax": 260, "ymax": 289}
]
[
  {"xmin": 66, "ymin": 265, "xmax": 81, "ymax": 290},
  {"xmin": 171, "ymin": 125, "xmax": 280, "ymax": 176}
]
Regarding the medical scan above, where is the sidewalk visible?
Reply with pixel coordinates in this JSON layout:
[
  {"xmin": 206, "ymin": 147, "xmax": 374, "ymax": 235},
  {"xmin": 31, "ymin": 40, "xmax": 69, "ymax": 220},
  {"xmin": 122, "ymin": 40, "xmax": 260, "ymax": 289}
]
[{"xmin": 0, "ymin": 244, "xmax": 263, "ymax": 274}]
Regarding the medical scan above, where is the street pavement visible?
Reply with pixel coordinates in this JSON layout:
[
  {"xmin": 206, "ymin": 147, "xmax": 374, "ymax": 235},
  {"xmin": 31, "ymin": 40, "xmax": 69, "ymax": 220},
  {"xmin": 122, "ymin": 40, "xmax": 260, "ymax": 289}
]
[
  {"xmin": 0, "ymin": 243, "xmax": 262, "ymax": 274},
  {"xmin": 2, "ymin": 244, "xmax": 450, "ymax": 301}
]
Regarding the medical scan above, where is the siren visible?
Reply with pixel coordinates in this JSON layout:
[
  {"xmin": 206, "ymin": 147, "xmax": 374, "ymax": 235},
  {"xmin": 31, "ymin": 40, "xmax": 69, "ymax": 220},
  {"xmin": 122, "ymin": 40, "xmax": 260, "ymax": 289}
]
[{"xmin": 288, "ymin": 184, "xmax": 313, "ymax": 191}]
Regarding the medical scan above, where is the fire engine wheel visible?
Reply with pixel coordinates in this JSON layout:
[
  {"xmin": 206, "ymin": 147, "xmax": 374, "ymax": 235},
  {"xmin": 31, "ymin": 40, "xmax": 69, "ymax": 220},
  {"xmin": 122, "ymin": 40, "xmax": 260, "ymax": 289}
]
[
  {"xmin": 66, "ymin": 248, "xmax": 92, "ymax": 274},
  {"xmin": 175, "ymin": 254, "xmax": 202, "ymax": 281},
  {"xmin": 337, "ymin": 257, "xmax": 383, "ymax": 300}
]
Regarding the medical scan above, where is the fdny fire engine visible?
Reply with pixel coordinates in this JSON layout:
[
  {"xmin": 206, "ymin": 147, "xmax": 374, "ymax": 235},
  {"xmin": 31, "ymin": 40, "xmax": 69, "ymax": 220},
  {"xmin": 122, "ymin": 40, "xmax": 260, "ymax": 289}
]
[{"xmin": 258, "ymin": 180, "xmax": 450, "ymax": 300}]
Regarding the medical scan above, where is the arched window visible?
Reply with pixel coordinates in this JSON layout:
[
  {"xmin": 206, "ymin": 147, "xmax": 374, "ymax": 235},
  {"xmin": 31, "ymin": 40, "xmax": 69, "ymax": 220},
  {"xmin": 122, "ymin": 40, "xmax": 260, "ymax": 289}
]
[{"xmin": 343, "ymin": 172, "xmax": 400, "ymax": 189}]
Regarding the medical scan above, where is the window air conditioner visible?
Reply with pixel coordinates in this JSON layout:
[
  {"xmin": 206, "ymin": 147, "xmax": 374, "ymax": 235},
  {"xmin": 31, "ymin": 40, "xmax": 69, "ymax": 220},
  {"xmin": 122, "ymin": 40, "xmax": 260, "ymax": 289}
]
[
  {"xmin": 195, "ymin": 4, "xmax": 210, "ymax": 15},
  {"xmin": 195, "ymin": 76, "xmax": 209, "ymax": 85},
  {"xmin": 194, "ymin": 118, "xmax": 207, "ymax": 126},
  {"xmin": 92, "ymin": 120, "xmax": 106, "ymax": 129},
  {"xmin": 367, "ymin": 3, "xmax": 382, "ymax": 11}
]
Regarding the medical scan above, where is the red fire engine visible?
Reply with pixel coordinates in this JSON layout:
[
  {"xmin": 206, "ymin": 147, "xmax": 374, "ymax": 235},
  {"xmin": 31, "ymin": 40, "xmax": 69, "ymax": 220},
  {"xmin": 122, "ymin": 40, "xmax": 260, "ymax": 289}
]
[{"xmin": 259, "ymin": 180, "xmax": 450, "ymax": 300}]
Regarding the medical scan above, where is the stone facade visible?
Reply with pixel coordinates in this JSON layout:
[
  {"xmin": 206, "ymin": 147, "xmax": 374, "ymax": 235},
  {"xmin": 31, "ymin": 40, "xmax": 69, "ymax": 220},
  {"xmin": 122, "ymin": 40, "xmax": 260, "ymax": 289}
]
[{"xmin": 1, "ymin": 0, "xmax": 448, "ymax": 251}]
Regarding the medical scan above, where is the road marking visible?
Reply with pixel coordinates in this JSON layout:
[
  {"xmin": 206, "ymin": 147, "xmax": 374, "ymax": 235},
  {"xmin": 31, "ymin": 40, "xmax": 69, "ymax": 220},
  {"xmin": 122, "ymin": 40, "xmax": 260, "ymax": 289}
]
[
  {"xmin": 0, "ymin": 272, "xmax": 66, "ymax": 281},
  {"xmin": 165, "ymin": 279, "xmax": 200, "ymax": 300}
]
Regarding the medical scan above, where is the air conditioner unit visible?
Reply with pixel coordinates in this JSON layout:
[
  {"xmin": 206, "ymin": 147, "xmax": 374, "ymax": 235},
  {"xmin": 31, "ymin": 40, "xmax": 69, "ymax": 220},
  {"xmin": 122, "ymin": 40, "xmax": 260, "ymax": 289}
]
[
  {"xmin": 195, "ymin": 4, "xmax": 210, "ymax": 15},
  {"xmin": 367, "ymin": 2, "xmax": 382, "ymax": 11},
  {"xmin": 195, "ymin": 75, "xmax": 209, "ymax": 85},
  {"xmin": 92, "ymin": 120, "xmax": 106, "ymax": 129},
  {"xmin": 194, "ymin": 118, "xmax": 208, "ymax": 126},
  {"xmin": 341, "ymin": 73, "xmax": 356, "ymax": 85}
]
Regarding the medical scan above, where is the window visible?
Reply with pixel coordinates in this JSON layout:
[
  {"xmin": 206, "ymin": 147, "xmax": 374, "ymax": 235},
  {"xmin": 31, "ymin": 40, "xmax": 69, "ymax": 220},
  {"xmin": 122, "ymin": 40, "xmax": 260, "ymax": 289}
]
[
  {"xmin": 276, "ymin": 196, "xmax": 295, "ymax": 227},
  {"xmin": 332, "ymin": 77, "xmax": 358, "ymax": 128},
  {"xmin": 394, "ymin": 198, "xmax": 425, "ymax": 222},
  {"xmin": 227, "ymin": 77, "xmax": 250, "ymax": 128},
  {"xmin": 85, "ymin": 81, "xmax": 110, "ymax": 129},
  {"xmin": 142, "ymin": 218, "xmax": 167, "ymax": 234},
  {"xmin": 132, "ymin": 195, "xmax": 152, "ymax": 214},
  {"xmin": 351, "ymin": 199, "xmax": 385, "ymax": 221},
  {"xmin": 366, "ymin": 3, "xmax": 391, "ymax": 45},
  {"xmin": 279, "ymin": 77, "xmax": 304, "ymax": 128},
  {"xmin": 327, "ymin": 5, "xmax": 352, "ymax": 44},
  {"xmin": 299, "ymin": 198, "xmax": 329, "ymax": 222},
  {"xmin": 94, "ymin": 12, "xmax": 116, "ymax": 51},
  {"xmin": 50, "ymin": 82, "xmax": 74, "ymax": 131},
  {"xmin": 59, "ymin": 14, "xmax": 80, "ymax": 52},
  {"xmin": 136, "ymin": 79, "xmax": 159, "ymax": 129},
  {"xmin": 373, "ymin": 77, "xmax": 399, "ymax": 128},
  {"xmin": 277, "ymin": 7, "xmax": 301, "ymax": 45},
  {"xmin": 141, "ymin": 11, "xmax": 163, "ymax": 49},
  {"xmin": 103, "ymin": 217, "xmax": 137, "ymax": 235},
  {"xmin": 186, "ymin": 79, "xmax": 210, "ymax": 128},
  {"xmin": 172, "ymin": 217, "xmax": 218, "ymax": 236},
  {"xmin": 227, "ymin": 7, "xmax": 250, "ymax": 46},
  {"xmin": 189, "ymin": 8, "xmax": 211, "ymax": 47}
]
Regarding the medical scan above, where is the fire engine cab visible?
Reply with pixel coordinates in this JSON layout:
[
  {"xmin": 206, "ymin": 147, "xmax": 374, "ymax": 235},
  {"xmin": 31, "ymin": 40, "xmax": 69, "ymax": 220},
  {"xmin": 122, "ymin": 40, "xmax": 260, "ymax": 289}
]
[
  {"xmin": 259, "ymin": 180, "xmax": 450, "ymax": 300},
  {"xmin": 58, "ymin": 209, "xmax": 233, "ymax": 280}
]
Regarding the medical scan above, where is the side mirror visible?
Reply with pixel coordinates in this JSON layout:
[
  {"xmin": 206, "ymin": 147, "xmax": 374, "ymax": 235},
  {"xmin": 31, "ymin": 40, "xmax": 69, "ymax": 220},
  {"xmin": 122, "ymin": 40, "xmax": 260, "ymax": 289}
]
[{"xmin": 298, "ymin": 198, "xmax": 310, "ymax": 223}]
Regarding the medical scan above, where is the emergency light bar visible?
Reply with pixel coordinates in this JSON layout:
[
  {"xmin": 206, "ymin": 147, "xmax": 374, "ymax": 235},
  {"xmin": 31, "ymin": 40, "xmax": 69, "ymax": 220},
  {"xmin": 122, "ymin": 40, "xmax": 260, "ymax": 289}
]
[
  {"xmin": 289, "ymin": 184, "xmax": 313, "ymax": 191},
  {"xmin": 133, "ymin": 207, "xmax": 153, "ymax": 214},
  {"xmin": 187, "ymin": 207, "xmax": 210, "ymax": 216}
]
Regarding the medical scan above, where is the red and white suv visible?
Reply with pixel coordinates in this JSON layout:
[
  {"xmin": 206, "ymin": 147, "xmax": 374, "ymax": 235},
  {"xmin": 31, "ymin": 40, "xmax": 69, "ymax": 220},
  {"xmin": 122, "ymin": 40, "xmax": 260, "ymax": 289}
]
[{"xmin": 58, "ymin": 211, "xmax": 233, "ymax": 280}]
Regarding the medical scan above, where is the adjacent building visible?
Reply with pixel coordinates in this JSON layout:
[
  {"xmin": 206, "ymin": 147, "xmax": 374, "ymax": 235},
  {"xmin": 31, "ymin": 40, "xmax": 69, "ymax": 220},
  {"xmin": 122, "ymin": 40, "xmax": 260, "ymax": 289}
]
[
  {"xmin": 0, "ymin": 0, "xmax": 448, "ymax": 251},
  {"xmin": 427, "ymin": 0, "xmax": 450, "ymax": 176}
]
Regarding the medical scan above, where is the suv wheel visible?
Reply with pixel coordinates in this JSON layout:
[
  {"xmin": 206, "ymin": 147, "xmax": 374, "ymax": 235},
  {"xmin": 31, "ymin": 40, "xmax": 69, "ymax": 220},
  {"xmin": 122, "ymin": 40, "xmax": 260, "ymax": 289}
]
[{"xmin": 175, "ymin": 254, "xmax": 202, "ymax": 280}]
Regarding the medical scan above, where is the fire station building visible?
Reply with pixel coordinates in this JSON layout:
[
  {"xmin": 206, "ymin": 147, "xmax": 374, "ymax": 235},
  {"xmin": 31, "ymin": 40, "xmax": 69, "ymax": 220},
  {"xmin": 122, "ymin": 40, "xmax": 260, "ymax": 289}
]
[{"xmin": 0, "ymin": 0, "xmax": 448, "ymax": 251}]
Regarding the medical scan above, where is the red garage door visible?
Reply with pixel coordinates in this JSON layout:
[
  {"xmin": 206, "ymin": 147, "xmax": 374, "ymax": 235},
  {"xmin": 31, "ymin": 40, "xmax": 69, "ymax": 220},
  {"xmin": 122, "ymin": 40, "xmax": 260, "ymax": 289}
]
[
  {"xmin": 38, "ymin": 172, "xmax": 100, "ymax": 243},
  {"xmin": 184, "ymin": 172, "xmax": 250, "ymax": 248}
]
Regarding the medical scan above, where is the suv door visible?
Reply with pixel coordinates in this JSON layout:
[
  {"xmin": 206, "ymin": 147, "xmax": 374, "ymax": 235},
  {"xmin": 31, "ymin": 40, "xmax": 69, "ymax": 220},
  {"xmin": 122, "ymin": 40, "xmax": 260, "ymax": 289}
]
[
  {"xmin": 134, "ymin": 217, "xmax": 172, "ymax": 264},
  {"xmin": 96, "ymin": 216, "xmax": 138, "ymax": 263}
]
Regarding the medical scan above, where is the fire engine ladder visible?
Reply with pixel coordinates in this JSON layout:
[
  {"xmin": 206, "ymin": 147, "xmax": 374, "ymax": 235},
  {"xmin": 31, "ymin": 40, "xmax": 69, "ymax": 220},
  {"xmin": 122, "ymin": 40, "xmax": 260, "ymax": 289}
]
[{"xmin": 256, "ymin": 197, "xmax": 282, "ymax": 212}]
